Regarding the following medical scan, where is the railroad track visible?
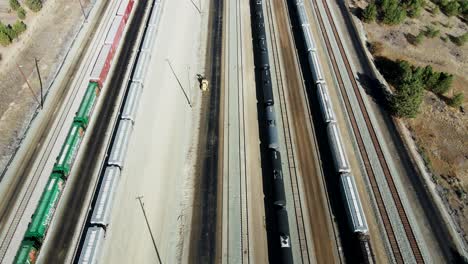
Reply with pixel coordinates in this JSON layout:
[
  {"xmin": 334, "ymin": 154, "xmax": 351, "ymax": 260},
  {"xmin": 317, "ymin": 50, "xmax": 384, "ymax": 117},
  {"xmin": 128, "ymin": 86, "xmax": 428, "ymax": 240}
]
[
  {"xmin": 0, "ymin": 0, "xmax": 119, "ymax": 260},
  {"xmin": 223, "ymin": 0, "xmax": 250, "ymax": 261},
  {"xmin": 308, "ymin": 0, "xmax": 424, "ymax": 262},
  {"xmin": 263, "ymin": 0, "xmax": 311, "ymax": 262}
]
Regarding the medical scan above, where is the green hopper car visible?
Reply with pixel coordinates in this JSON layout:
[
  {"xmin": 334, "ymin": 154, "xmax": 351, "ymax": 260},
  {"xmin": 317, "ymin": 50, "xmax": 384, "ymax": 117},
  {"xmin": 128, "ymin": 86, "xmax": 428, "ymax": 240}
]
[
  {"xmin": 24, "ymin": 174, "xmax": 64, "ymax": 242},
  {"xmin": 52, "ymin": 122, "xmax": 84, "ymax": 177},
  {"xmin": 74, "ymin": 82, "xmax": 100, "ymax": 128},
  {"xmin": 13, "ymin": 240, "xmax": 38, "ymax": 264}
]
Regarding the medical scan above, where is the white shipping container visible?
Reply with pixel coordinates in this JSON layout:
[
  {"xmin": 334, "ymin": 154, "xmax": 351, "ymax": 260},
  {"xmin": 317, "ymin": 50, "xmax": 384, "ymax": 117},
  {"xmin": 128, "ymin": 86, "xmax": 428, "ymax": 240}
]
[
  {"xmin": 116, "ymin": 0, "xmax": 130, "ymax": 16},
  {"xmin": 90, "ymin": 44, "xmax": 112, "ymax": 82},
  {"xmin": 105, "ymin": 16, "xmax": 123, "ymax": 45}
]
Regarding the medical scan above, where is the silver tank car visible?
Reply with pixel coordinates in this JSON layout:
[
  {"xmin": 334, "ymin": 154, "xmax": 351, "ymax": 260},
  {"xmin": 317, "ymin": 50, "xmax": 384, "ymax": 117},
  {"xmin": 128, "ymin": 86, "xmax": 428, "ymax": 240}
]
[
  {"xmin": 77, "ymin": 226, "xmax": 105, "ymax": 264},
  {"xmin": 316, "ymin": 83, "xmax": 336, "ymax": 123},
  {"xmin": 265, "ymin": 105, "xmax": 279, "ymax": 149},
  {"xmin": 296, "ymin": 2, "xmax": 308, "ymax": 25},
  {"xmin": 307, "ymin": 51, "xmax": 325, "ymax": 83},
  {"xmin": 340, "ymin": 173, "xmax": 369, "ymax": 234},
  {"xmin": 302, "ymin": 25, "xmax": 316, "ymax": 52},
  {"xmin": 121, "ymin": 82, "xmax": 143, "ymax": 123},
  {"xmin": 132, "ymin": 51, "xmax": 151, "ymax": 84},
  {"xmin": 90, "ymin": 167, "xmax": 121, "ymax": 227},
  {"xmin": 326, "ymin": 122, "xmax": 351, "ymax": 173},
  {"xmin": 108, "ymin": 119, "xmax": 133, "ymax": 168}
]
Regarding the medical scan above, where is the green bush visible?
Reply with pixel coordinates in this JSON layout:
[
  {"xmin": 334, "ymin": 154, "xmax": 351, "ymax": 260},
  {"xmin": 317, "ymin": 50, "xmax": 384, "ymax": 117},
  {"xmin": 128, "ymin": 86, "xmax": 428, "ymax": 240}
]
[
  {"xmin": 448, "ymin": 92, "xmax": 464, "ymax": 108},
  {"xmin": 9, "ymin": 0, "xmax": 20, "ymax": 11},
  {"xmin": 17, "ymin": 7, "xmax": 26, "ymax": 20},
  {"xmin": 12, "ymin": 20, "xmax": 27, "ymax": 35},
  {"xmin": 415, "ymin": 31, "xmax": 425, "ymax": 44},
  {"xmin": 442, "ymin": 1, "xmax": 461, "ymax": 16},
  {"xmin": 26, "ymin": 0, "xmax": 42, "ymax": 12},
  {"xmin": 379, "ymin": 59, "xmax": 456, "ymax": 117},
  {"xmin": 0, "ymin": 31, "xmax": 11, "ymax": 46},
  {"xmin": 1, "ymin": 24, "xmax": 17, "ymax": 40},
  {"xmin": 405, "ymin": 0, "xmax": 424, "ymax": 17},
  {"xmin": 424, "ymin": 25, "xmax": 440, "ymax": 38},
  {"xmin": 363, "ymin": 2, "xmax": 378, "ymax": 22},
  {"xmin": 452, "ymin": 32, "xmax": 468, "ymax": 46}
]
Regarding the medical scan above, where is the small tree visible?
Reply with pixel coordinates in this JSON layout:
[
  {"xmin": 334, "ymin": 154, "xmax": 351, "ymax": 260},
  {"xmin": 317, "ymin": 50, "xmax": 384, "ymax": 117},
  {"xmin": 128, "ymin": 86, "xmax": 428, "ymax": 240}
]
[
  {"xmin": 382, "ymin": 0, "xmax": 407, "ymax": 25},
  {"xmin": 9, "ymin": 0, "xmax": 20, "ymax": 11},
  {"xmin": 0, "ymin": 31, "xmax": 11, "ymax": 46},
  {"xmin": 363, "ymin": 2, "xmax": 378, "ymax": 22},
  {"xmin": 26, "ymin": 0, "xmax": 42, "ymax": 12},
  {"xmin": 17, "ymin": 7, "xmax": 26, "ymax": 20},
  {"xmin": 448, "ymin": 93, "xmax": 464, "ymax": 108},
  {"xmin": 391, "ymin": 77, "xmax": 425, "ymax": 118},
  {"xmin": 431, "ymin": 72, "xmax": 453, "ymax": 94},
  {"xmin": 421, "ymin": 65, "xmax": 441, "ymax": 90},
  {"xmin": 406, "ymin": 0, "xmax": 424, "ymax": 18},
  {"xmin": 12, "ymin": 20, "xmax": 27, "ymax": 36},
  {"xmin": 396, "ymin": 60, "xmax": 414, "ymax": 84}
]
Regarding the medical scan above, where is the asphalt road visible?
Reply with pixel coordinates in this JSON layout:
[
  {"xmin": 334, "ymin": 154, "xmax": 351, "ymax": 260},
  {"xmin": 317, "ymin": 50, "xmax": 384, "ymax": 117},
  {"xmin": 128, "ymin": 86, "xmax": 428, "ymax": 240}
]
[
  {"xmin": 98, "ymin": 0, "xmax": 205, "ymax": 262},
  {"xmin": 188, "ymin": 0, "xmax": 223, "ymax": 262}
]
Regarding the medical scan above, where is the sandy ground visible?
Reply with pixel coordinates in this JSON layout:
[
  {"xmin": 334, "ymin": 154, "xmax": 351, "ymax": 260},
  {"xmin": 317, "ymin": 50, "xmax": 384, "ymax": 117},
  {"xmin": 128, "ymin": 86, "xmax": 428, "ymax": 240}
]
[
  {"xmin": 353, "ymin": 0, "xmax": 468, "ymax": 248},
  {"xmin": 0, "ymin": 0, "xmax": 91, "ymax": 177},
  {"xmin": 99, "ymin": 0, "xmax": 205, "ymax": 263}
]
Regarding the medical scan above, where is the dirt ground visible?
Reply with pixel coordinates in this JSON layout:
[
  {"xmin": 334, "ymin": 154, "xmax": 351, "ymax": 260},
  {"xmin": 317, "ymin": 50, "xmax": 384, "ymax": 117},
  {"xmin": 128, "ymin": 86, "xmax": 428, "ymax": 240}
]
[
  {"xmin": 0, "ymin": 0, "xmax": 91, "ymax": 176},
  {"xmin": 353, "ymin": 0, "xmax": 468, "ymax": 247}
]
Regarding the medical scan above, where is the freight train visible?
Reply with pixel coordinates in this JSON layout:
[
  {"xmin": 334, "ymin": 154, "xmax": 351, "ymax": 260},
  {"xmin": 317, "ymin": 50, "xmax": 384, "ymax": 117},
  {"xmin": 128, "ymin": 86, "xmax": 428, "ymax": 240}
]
[
  {"xmin": 250, "ymin": 0, "xmax": 293, "ymax": 263},
  {"xmin": 13, "ymin": 0, "xmax": 136, "ymax": 263},
  {"xmin": 293, "ymin": 0, "xmax": 374, "ymax": 261},
  {"xmin": 76, "ymin": 1, "xmax": 162, "ymax": 263}
]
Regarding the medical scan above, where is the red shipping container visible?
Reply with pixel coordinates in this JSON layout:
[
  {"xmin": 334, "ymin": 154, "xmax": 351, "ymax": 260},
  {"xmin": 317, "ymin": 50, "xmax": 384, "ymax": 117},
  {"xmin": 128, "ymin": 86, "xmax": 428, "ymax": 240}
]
[{"xmin": 116, "ymin": 0, "xmax": 134, "ymax": 23}]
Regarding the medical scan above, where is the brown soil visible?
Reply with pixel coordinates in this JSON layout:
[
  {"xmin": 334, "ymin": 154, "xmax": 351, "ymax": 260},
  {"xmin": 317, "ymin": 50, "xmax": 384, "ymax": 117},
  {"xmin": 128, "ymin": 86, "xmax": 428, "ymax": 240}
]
[
  {"xmin": 354, "ymin": 0, "xmax": 468, "ymax": 246},
  {"xmin": 0, "ymin": 0, "xmax": 91, "ymax": 174}
]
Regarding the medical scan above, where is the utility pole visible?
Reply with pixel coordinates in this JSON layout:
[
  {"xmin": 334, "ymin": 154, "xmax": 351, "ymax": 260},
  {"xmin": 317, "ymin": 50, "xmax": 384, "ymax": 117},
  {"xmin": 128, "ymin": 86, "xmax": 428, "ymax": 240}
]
[
  {"xmin": 34, "ymin": 58, "xmax": 43, "ymax": 109},
  {"xmin": 136, "ymin": 196, "xmax": 163, "ymax": 264},
  {"xmin": 16, "ymin": 63, "xmax": 40, "ymax": 107},
  {"xmin": 187, "ymin": 65, "xmax": 191, "ymax": 103},
  {"xmin": 166, "ymin": 59, "xmax": 192, "ymax": 108},
  {"xmin": 77, "ymin": 0, "xmax": 87, "ymax": 21},
  {"xmin": 189, "ymin": 0, "xmax": 202, "ymax": 14}
]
